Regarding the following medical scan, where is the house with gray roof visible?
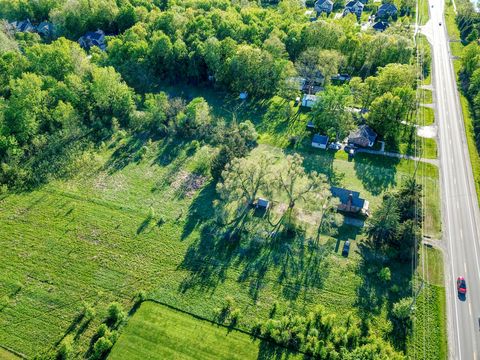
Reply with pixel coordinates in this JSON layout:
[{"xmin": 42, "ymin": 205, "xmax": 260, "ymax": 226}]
[
  {"xmin": 314, "ymin": 0, "xmax": 334, "ymax": 15},
  {"xmin": 78, "ymin": 30, "xmax": 106, "ymax": 51},
  {"xmin": 343, "ymin": 0, "xmax": 365, "ymax": 18},
  {"xmin": 9, "ymin": 19, "xmax": 35, "ymax": 33},
  {"xmin": 348, "ymin": 125, "xmax": 377, "ymax": 147},
  {"xmin": 376, "ymin": 3, "xmax": 398, "ymax": 19},
  {"xmin": 37, "ymin": 21, "xmax": 55, "ymax": 38},
  {"xmin": 331, "ymin": 187, "xmax": 370, "ymax": 216}
]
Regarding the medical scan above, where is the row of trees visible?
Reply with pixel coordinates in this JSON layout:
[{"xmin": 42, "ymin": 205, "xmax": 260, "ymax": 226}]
[
  {"xmin": 457, "ymin": 0, "xmax": 480, "ymax": 157},
  {"xmin": 253, "ymin": 305, "xmax": 405, "ymax": 359}
]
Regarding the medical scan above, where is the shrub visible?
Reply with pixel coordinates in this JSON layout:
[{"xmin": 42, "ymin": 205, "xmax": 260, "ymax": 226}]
[
  {"xmin": 379, "ymin": 267, "xmax": 391, "ymax": 282},
  {"xmin": 56, "ymin": 335, "xmax": 73, "ymax": 360},
  {"xmin": 92, "ymin": 336, "xmax": 113, "ymax": 360},
  {"xmin": 107, "ymin": 302, "xmax": 125, "ymax": 326}
]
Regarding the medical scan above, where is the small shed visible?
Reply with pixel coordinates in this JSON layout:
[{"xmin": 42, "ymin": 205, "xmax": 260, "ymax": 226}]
[
  {"xmin": 302, "ymin": 94, "xmax": 317, "ymax": 108},
  {"xmin": 256, "ymin": 198, "xmax": 270, "ymax": 210},
  {"xmin": 372, "ymin": 21, "xmax": 389, "ymax": 32},
  {"xmin": 312, "ymin": 134, "xmax": 329, "ymax": 149},
  {"xmin": 239, "ymin": 92, "xmax": 248, "ymax": 100},
  {"xmin": 306, "ymin": 121, "xmax": 316, "ymax": 130}
]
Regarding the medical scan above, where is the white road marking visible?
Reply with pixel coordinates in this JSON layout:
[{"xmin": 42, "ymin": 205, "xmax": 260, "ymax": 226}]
[
  {"xmin": 465, "ymin": 262, "xmax": 467, "ymax": 274},
  {"xmin": 457, "ymin": 202, "xmax": 460, "ymax": 211},
  {"xmin": 470, "ymin": 302, "xmax": 472, "ymax": 316}
]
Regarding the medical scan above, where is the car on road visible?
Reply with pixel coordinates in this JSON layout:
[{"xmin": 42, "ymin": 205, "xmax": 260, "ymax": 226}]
[
  {"xmin": 439, "ymin": 22, "xmax": 442, "ymax": 26},
  {"xmin": 457, "ymin": 276, "xmax": 467, "ymax": 294}
]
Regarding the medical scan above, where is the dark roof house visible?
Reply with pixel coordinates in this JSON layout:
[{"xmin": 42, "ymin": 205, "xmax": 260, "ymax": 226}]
[
  {"xmin": 314, "ymin": 0, "xmax": 334, "ymax": 15},
  {"xmin": 78, "ymin": 30, "xmax": 106, "ymax": 51},
  {"xmin": 343, "ymin": 0, "xmax": 364, "ymax": 18},
  {"xmin": 348, "ymin": 125, "xmax": 377, "ymax": 147},
  {"xmin": 331, "ymin": 74, "xmax": 352, "ymax": 83},
  {"xmin": 331, "ymin": 186, "xmax": 370, "ymax": 216},
  {"xmin": 37, "ymin": 21, "xmax": 55, "ymax": 38},
  {"xmin": 376, "ymin": 3, "xmax": 398, "ymax": 19},
  {"xmin": 372, "ymin": 21, "xmax": 389, "ymax": 31},
  {"xmin": 10, "ymin": 19, "xmax": 35, "ymax": 33}
]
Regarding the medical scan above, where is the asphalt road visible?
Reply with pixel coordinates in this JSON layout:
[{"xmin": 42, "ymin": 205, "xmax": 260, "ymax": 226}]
[{"xmin": 423, "ymin": 0, "xmax": 480, "ymax": 358}]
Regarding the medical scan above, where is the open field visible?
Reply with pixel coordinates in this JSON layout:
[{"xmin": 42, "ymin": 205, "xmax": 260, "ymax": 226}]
[
  {"xmin": 0, "ymin": 131, "xmax": 441, "ymax": 356},
  {"xmin": 108, "ymin": 301, "xmax": 302, "ymax": 360},
  {"xmin": 0, "ymin": 348, "xmax": 20, "ymax": 360}
]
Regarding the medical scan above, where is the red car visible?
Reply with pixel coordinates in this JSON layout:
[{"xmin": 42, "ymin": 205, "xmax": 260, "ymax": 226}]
[{"xmin": 457, "ymin": 276, "xmax": 467, "ymax": 294}]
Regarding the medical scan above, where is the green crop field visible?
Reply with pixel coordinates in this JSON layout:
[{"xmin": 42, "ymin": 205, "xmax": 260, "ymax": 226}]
[
  {"xmin": 0, "ymin": 132, "xmax": 442, "ymax": 357},
  {"xmin": 108, "ymin": 301, "xmax": 302, "ymax": 360}
]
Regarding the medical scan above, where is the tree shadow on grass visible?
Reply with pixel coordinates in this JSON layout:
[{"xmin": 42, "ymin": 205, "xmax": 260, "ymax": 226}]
[
  {"xmin": 104, "ymin": 132, "xmax": 149, "ymax": 174},
  {"xmin": 256, "ymin": 339, "xmax": 307, "ymax": 360},
  {"xmin": 181, "ymin": 181, "xmax": 217, "ymax": 240},
  {"xmin": 354, "ymin": 242, "xmax": 414, "ymax": 351},
  {"xmin": 353, "ymin": 153, "xmax": 399, "ymax": 196}
]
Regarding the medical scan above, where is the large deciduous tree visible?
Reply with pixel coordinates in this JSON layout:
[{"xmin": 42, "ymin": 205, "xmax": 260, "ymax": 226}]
[{"xmin": 311, "ymin": 85, "xmax": 354, "ymax": 140}]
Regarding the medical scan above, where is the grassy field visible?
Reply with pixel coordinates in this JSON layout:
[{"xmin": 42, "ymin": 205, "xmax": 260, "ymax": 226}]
[
  {"xmin": 0, "ymin": 129, "xmax": 442, "ymax": 357},
  {"xmin": 108, "ymin": 301, "xmax": 302, "ymax": 360},
  {"xmin": 0, "ymin": 348, "xmax": 20, "ymax": 360}
]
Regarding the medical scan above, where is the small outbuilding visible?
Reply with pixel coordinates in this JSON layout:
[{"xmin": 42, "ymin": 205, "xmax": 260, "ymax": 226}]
[
  {"xmin": 256, "ymin": 198, "xmax": 270, "ymax": 210},
  {"xmin": 302, "ymin": 94, "xmax": 317, "ymax": 108},
  {"xmin": 311, "ymin": 134, "xmax": 329, "ymax": 149},
  {"xmin": 372, "ymin": 21, "xmax": 389, "ymax": 32},
  {"xmin": 348, "ymin": 125, "xmax": 377, "ymax": 147},
  {"xmin": 239, "ymin": 92, "xmax": 248, "ymax": 100}
]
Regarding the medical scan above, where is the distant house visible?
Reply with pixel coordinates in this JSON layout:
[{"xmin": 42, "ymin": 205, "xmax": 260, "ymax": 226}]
[
  {"xmin": 37, "ymin": 21, "xmax": 55, "ymax": 38},
  {"xmin": 343, "ymin": 0, "xmax": 365, "ymax": 18},
  {"xmin": 331, "ymin": 186, "xmax": 370, "ymax": 216},
  {"xmin": 78, "ymin": 30, "xmax": 106, "ymax": 51},
  {"xmin": 372, "ymin": 21, "xmax": 389, "ymax": 31},
  {"xmin": 239, "ymin": 92, "xmax": 248, "ymax": 100},
  {"xmin": 307, "ymin": 121, "xmax": 316, "ymax": 130},
  {"xmin": 312, "ymin": 134, "xmax": 329, "ymax": 149},
  {"xmin": 256, "ymin": 198, "xmax": 270, "ymax": 210},
  {"xmin": 376, "ymin": 3, "xmax": 398, "ymax": 19},
  {"xmin": 331, "ymin": 73, "xmax": 352, "ymax": 84},
  {"xmin": 9, "ymin": 19, "xmax": 35, "ymax": 33},
  {"xmin": 348, "ymin": 125, "xmax": 377, "ymax": 147},
  {"xmin": 302, "ymin": 94, "xmax": 317, "ymax": 108},
  {"xmin": 314, "ymin": 0, "xmax": 334, "ymax": 15}
]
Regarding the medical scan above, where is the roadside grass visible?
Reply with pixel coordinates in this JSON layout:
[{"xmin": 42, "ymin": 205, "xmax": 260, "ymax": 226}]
[
  {"xmin": 421, "ymin": 106, "xmax": 435, "ymax": 125},
  {"xmin": 444, "ymin": 0, "xmax": 480, "ymax": 205},
  {"xmin": 0, "ymin": 133, "xmax": 440, "ymax": 356},
  {"xmin": 418, "ymin": 0, "xmax": 430, "ymax": 25},
  {"xmin": 108, "ymin": 301, "xmax": 302, "ymax": 360},
  {"xmin": 444, "ymin": 0, "xmax": 460, "ymax": 41},
  {"xmin": 408, "ymin": 247, "xmax": 447, "ymax": 359},
  {"xmin": 385, "ymin": 125, "xmax": 437, "ymax": 159},
  {"xmin": 420, "ymin": 89, "xmax": 433, "ymax": 104},
  {"xmin": 418, "ymin": 34, "xmax": 432, "ymax": 84}
]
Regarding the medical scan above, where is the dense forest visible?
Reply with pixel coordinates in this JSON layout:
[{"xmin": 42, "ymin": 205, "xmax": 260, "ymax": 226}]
[{"xmin": 0, "ymin": 0, "xmax": 418, "ymax": 192}]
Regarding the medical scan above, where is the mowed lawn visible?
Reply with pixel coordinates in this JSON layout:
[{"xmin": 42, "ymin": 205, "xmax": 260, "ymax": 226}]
[
  {"xmin": 108, "ymin": 301, "xmax": 302, "ymax": 360},
  {"xmin": 0, "ymin": 135, "xmax": 442, "ymax": 357}
]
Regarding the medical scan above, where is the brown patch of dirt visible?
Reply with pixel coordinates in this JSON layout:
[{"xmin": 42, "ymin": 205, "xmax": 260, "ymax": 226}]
[{"xmin": 171, "ymin": 170, "xmax": 207, "ymax": 197}]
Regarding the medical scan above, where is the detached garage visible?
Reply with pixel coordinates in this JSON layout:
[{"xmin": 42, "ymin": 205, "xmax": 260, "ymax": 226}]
[{"xmin": 311, "ymin": 134, "xmax": 329, "ymax": 149}]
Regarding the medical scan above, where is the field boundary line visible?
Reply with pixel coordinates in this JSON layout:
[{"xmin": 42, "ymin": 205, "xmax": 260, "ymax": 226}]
[{"xmin": 0, "ymin": 343, "xmax": 27, "ymax": 359}]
